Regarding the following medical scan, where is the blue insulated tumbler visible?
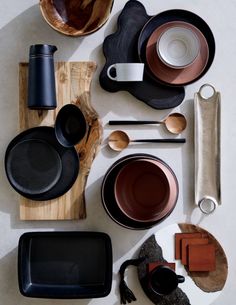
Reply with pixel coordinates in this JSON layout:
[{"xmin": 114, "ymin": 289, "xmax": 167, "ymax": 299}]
[{"xmin": 27, "ymin": 44, "xmax": 57, "ymax": 110}]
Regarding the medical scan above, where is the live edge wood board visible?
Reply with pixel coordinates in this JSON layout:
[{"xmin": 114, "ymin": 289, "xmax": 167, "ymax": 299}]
[{"xmin": 19, "ymin": 62, "xmax": 102, "ymax": 220}]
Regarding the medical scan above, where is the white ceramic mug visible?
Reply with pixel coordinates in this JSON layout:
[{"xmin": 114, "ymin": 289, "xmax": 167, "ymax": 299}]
[{"xmin": 107, "ymin": 63, "xmax": 144, "ymax": 81}]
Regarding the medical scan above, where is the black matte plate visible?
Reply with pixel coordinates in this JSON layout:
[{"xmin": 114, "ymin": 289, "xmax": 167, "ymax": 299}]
[
  {"xmin": 101, "ymin": 153, "xmax": 178, "ymax": 230},
  {"xmin": 18, "ymin": 232, "xmax": 112, "ymax": 299},
  {"xmin": 6, "ymin": 139, "xmax": 62, "ymax": 195},
  {"xmin": 5, "ymin": 126, "xmax": 79, "ymax": 201},
  {"xmin": 99, "ymin": 0, "xmax": 185, "ymax": 110},
  {"xmin": 138, "ymin": 8, "xmax": 215, "ymax": 86}
]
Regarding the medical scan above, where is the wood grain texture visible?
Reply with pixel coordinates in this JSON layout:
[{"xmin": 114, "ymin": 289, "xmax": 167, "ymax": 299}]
[
  {"xmin": 19, "ymin": 61, "xmax": 102, "ymax": 220},
  {"xmin": 178, "ymin": 223, "xmax": 228, "ymax": 292},
  {"xmin": 40, "ymin": 0, "xmax": 114, "ymax": 36}
]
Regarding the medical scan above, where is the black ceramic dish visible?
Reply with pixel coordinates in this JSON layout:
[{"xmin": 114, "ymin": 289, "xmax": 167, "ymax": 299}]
[
  {"xmin": 138, "ymin": 8, "xmax": 215, "ymax": 86},
  {"xmin": 5, "ymin": 138, "xmax": 62, "ymax": 195},
  {"xmin": 18, "ymin": 231, "xmax": 113, "ymax": 299},
  {"xmin": 5, "ymin": 126, "xmax": 79, "ymax": 200},
  {"xmin": 55, "ymin": 104, "xmax": 87, "ymax": 147},
  {"xmin": 99, "ymin": 0, "xmax": 185, "ymax": 110},
  {"xmin": 137, "ymin": 235, "xmax": 190, "ymax": 305},
  {"xmin": 101, "ymin": 154, "xmax": 178, "ymax": 230}
]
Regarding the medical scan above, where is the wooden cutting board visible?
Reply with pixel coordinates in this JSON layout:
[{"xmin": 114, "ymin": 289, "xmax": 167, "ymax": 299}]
[{"xmin": 19, "ymin": 61, "xmax": 102, "ymax": 220}]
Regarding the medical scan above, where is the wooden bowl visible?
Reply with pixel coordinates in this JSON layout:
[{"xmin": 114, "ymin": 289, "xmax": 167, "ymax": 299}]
[{"xmin": 40, "ymin": 0, "xmax": 114, "ymax": 36}]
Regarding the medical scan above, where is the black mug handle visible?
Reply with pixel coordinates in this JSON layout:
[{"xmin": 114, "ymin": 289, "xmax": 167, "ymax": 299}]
[{"xmin": 177, "ymin": 275, "xmax": 185, "ymax": 284}]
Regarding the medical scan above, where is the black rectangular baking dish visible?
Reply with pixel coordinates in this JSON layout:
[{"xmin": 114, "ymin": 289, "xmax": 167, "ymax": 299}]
[{"xmin": 18, "ymin": 231, "xmax": 112, "ymax": 299}]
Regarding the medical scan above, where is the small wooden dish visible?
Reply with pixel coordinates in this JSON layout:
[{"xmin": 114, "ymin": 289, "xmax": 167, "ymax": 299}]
[{"xmin": 40, "ymin": 0, "xmax": 114, "ymax": 36}]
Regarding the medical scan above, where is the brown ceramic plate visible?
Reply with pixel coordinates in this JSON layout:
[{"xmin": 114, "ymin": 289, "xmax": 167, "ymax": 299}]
[
  {"xmin": 114, "ymin": 159, "xmax": 178, "ymax": 222},
  {"xmin": 40, "ymin": 0, "xmax": 114, "ymax": 36},
  {"xmin": 146, "ymin": 21, "xmax": 209, "ymax": 85}
]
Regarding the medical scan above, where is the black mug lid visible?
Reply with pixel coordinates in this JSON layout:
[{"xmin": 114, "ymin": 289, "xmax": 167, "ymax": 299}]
[{"xmin": 29, "ymin": 44, "xmax": 57, "ymax": 56}]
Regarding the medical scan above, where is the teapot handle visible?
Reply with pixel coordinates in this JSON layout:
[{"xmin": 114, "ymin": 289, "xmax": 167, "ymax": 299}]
[{"xmin": 177, "ymin": 275, "xmax": 185, "ymax": 283}]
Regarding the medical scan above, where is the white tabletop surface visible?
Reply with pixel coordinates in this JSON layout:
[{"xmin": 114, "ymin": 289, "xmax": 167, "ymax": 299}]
[{"xmin": 0, "ymin": 0, "xmax": 235, "ymax": 304}]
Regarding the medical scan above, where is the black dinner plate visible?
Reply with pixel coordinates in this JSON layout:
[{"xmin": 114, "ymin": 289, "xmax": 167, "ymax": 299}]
[
  {"xmin": 101, "ymin": 153, "xmax": 178, "ymax": 230},
  {"xmin": 6, "ymin": 138, "xmax": 62, "ymax": 195},
  {"xmin": 5, "ymin": 126, "xmax": 79, "ymax": 201},
  {"xmin": 138, "ymin": 8, "xmax": 215, "ymax": 86},
  {"xmin": 18, "ymin": 231, "xmax": 113, "ymax": 299}
]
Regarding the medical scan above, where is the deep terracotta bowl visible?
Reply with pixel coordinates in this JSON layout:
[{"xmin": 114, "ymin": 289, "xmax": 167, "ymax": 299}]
[
  {"xmin": 40, "ymin": 0, "xmax": 114, "ymax": 36},
  {"xmin": 114, "ymin": 159, "xmax": 176, "ymax": 222}
]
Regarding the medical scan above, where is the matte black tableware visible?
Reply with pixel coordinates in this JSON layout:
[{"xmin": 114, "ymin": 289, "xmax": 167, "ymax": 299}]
[
  {"xmin": 5, "ymin": 138, "xmax": 62, "ymax": 195},
  {"xmin": 101, "ymin": 153, "xmax": 178, "ymax": 229},
  {"xmin": 55, "ymin": 104, "xmax": 87, "ymax": 147},
  {"xmin": 18, "ymin": 231, "xmax": 113, "ymax": 299},
  {"xmin": 149, "ymin": 265, "xmax": 185, "ymax": 295},
  {"xmin": 27, "ymin": 44, "xmax": 57, "ymax": 109},
  {"xmin": 99, "ymin": 0, "xmax": 185, "ymax": 110},
  {"xmin": 138, "ymin": 8, "xmax": 215, "ymax": 86},
  {"xmin": 5, "ymin": 126, "xmax": 79, "ymax": 200}
]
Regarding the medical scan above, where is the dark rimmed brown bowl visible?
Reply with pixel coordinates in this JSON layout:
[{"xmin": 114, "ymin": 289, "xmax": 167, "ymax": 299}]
[
  {"xmin": 114, "ymin": 159, "xmax": 171, "ymax": 222},
  {"xmin": 40, "ymin": 0, "xmax": 114, "ymax": 37},
  {"xmin": 101, "ymin": 154, "xmax": 179, "ymax": 230}
]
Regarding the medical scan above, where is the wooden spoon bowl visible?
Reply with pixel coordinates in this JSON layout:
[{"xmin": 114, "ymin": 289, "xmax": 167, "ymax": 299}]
[{"xmin": 40, "ymin": 0, "xmax": 114, "ymax": 36}]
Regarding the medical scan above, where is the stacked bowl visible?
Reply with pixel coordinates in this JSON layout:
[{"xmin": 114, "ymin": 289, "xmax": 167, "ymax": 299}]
[
  {"xmin": 101, "ymin": 154, "xmax": 179, "ymax": 229},
  {"xmin": 138, "ymin": 9, "xmax": 215, "ymax": 86}
]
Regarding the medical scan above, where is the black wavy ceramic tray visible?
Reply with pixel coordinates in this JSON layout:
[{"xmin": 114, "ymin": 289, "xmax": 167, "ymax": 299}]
[{"xmin": 99, "ymin": 0, "xmax": 185, "ymax": 110}]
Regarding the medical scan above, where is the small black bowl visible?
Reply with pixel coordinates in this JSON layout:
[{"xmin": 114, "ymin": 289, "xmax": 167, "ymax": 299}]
[{"xmin": 55, "ymin": 104, "xmax": 87, "ymax": 147}]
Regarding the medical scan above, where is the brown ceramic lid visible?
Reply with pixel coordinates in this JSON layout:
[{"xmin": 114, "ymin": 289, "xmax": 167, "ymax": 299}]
[
  {"xmin": 114, "ymin": 159, "xmax": 178, "ymax": 222},
  {"xmin": 146, "ymin": 21, "xmax": 209, "ymax": 85}
]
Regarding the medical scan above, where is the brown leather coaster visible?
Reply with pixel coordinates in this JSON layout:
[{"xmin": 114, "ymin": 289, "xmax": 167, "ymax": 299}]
[
  {"xmin": 188, "ymin": 244, "xmax": 216, "ymax": 271},
  {"xmin": 181, "ymin": 238, "xmax": 209, "ymax": 265},
  {"xmin": 175, "ymin": 232, "xmax": 203, "ymax": 259}
]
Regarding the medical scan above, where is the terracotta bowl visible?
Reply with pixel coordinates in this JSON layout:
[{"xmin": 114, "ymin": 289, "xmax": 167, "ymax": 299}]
[
  {"xmin": 114, "ymin": 159, "xmax": 176, "ymax": 222},
  {"xmin": 101, "ymin": 154, "xmax": 178, "ymax": 229},
  {"xmin": 146, "ymin": 21, "xmax": 209, "ymax": 86},
  {"xmin": 40, "ymin": 0, "xmax": 114, "ymax": 36}
]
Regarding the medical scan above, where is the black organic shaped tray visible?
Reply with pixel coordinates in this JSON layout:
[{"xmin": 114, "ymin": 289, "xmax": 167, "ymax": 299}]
[{"xmin": 99, "ymin": 0, "xmax": 185, "ymax": 110}]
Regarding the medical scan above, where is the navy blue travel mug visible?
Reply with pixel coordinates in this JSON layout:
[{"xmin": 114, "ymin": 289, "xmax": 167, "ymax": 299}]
[{"xmin": 27, "ymin": 44, "xmax": 57, "ymax": 110}]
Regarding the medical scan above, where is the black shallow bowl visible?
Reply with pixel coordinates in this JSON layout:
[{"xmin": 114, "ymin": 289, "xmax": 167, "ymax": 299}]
[
  {"xmin": 18, "ymin": 231, "xmax": 113, "ymax": 299},
  {"xmin": 101, "ymin": 154, "xmax": 178, "ymax": 230},
  {"xmin": 55, "ymin": 104, "xmax": 87, "ymax": 147},
  {"xmin": 138, "ymin": 9, "xmax": 215, "ymax": 86}
]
